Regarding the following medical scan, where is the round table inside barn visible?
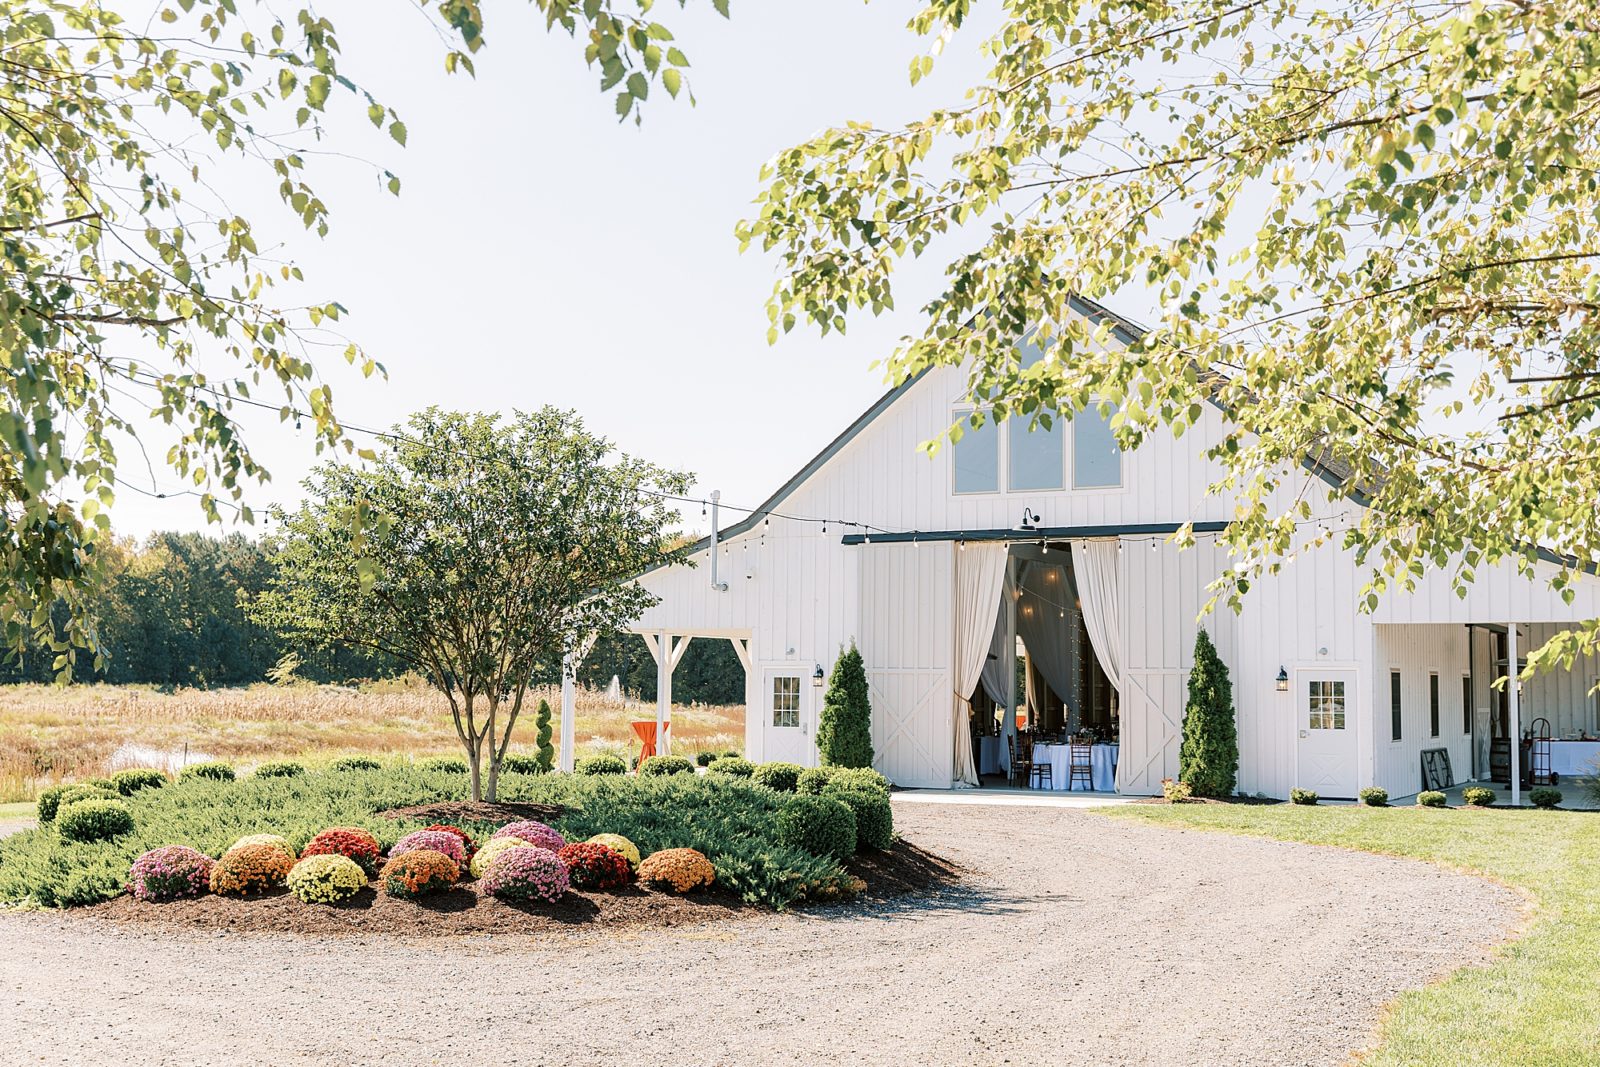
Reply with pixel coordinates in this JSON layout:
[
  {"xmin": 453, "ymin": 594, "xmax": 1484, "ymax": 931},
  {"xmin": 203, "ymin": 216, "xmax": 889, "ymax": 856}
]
[{"xmin": 1031, "ymin": 742, "xmax": 1118, "ymax": 792}]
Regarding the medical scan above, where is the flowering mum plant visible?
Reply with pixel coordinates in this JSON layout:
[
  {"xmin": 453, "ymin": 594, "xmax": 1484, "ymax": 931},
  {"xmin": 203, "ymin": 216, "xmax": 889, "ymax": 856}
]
[
  {"xmin": 558, "ymin": 842, "xmax": 633, "ymax": 891},
  {"xmin": 209, "ymin": 843, "xmax": 293, "ymax": 897},
  {"xmin": 381, "ymin": 849, "xmax": 460, "ymax": 900},
  {"xmin": 223, "ymin": 833, "xmax": 297, "ymax": 864},
  {"xmin": 637, "ymin": 848, "xmax": 715, "ymax": 894},
  {"xmin": 127, "ymin": 845, "xmax": 213, "ymax": 902},
  {"xmin": 287, "ymin": 854, "xmax": 368, "ymax": 905},
  {"xmin": 390, "ymin": 830, "xmax": 468, "ymax": 871},
  {"xmin": 468, "ymin": 837, "xmax": 534, "ymax": 879},
  {"xmin": 490, "ymin": 820, "xmax": 565, "ymax": 853},
  {"xmin": 480, "ymin": 846, "xmax": 568, "ymax": 904},
  {"xmin": 299, "ymin": 828, "xmax": 383, "ymax": 876},
  {"xmin": 422, "ymin": 824, "xmax": 476, "ymax": 860},
  {"xmin": 586, "ymin": 833, "xmax": 640, "ymax": 872}
]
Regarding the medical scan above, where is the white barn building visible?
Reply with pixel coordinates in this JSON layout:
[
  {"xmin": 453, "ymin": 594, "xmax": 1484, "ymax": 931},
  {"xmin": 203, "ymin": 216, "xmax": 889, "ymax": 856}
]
[{"xmin": 601, "ymin": 302, "xmax": 1600, "ymax": 801}]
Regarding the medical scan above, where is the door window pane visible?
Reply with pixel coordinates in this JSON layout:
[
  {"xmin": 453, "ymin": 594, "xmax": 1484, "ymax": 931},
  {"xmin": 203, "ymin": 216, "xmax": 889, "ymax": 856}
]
[
  {"xmin": 1073, "ymin": 405, "xmax": 1122, "ymax": 488},
  {"xmin": 1009, "ymin": 416, "xmax": 1063, "ymax": 490},
  {"xmin": 952, "ymin": 411, "xmax": 999, "ymax": 494},
  {"xmin": 1308, "ymin": 680, "xmax": 1346, "ymax": 730},
  {"xmin": 772, "ymin": 676, "xmax": 800, "ymax": 728}
]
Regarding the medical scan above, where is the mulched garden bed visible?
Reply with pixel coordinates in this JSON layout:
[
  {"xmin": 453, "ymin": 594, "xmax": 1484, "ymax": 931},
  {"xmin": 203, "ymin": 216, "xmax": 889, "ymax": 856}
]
[
  {"xmin": 843, "ymin": 839, "xmax": 965, "ymax": 900},
  {"xmin": 378, "ymin": 800, "xmax": 563, "ymax": 825}
]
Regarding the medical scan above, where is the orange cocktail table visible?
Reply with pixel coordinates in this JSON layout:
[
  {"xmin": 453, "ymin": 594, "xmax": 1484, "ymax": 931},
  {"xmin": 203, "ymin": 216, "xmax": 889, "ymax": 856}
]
[{"xmin": 631, "ymin": 720, "xmax": 668, "ymax": 766}]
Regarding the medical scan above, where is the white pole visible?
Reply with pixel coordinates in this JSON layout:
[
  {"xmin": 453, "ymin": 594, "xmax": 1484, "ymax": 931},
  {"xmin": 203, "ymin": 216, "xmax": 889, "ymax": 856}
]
[
  {"xmin": 559, "ymin": 653, "xmax": 577, "ymax": 773},
  {"xmin": 1508, "ymin": 623, "xmax": 1521, "ymax": 807},
  {"xmin": 656, "ymin": 630, "xmax": 670, "ymax": 759},
  {"xmin": 1006, "ymin": 553, "xmax": 1019, "ymax": 746}
]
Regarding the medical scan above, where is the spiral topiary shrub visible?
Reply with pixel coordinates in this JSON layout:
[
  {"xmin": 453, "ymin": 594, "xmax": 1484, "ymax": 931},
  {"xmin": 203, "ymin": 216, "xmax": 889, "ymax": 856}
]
[
  {"xmin": 36, "ymin": 783, "xmax": 118, "ymax": 822},
  {"xmin": 1417, "ymin": 790, "xmax": 1448, "ymax": 808},
  {"xmin": 827, "ymin": 767, "xmax": 891, "ymax": 797},
  {"xmin": 751, "ymin": 762, "xmax": 804, "ymax": 792},
  {"xmin": 57, "ymin": 799, "xmax": 134, "ymax": 843},
  {"xmin": 480, "ymin": 845, "xmax": 569, "ymax": 903},
  {"xmin": 287, "ymin": 854, "xmax": 368, "ymax": 905},
  {"xmin": 224, "ymin": 833, "xmax": 297, "ymax": 865},
  {"xmin": 210, "ymin": 843, "xmax": 293, "ymax": 896},
  {"xmin": 469, "ymin": 837, "xmax": 535, "ymax": 879},
  {"xmin": 778, "ymin": 794, "xmax": 857, "ymax": 859},
  {"xmin": 823, "ymin": 784, "xmax": 894, "ymax": 851},
  {"xmin": 178, "ymin": 761, "xmax": 236, "ymax": 782},
  {"xmin": 418, "ymin": 756, "xmax": 467, "ymax": 774},
  {"xmin": 1530, "ymin": 786, "xmax": 1563, "ymax": 809},
  {"xmin": 586, "ymin": 833, "xmax": 641, "ymax": 872},
  {"xmin": 253, "ymin": 760, "xmax": 306, "ymax": 779},
  {"xmin": 575, "ymin": 753, "xmax": 627, "ymax": 776},
  {"xmin": 795, "ymin": 766, "xmax": 843, "ymax": 795},
  {"xmin": 422, "ymin": 824, "xmax": 476, "ymax": 860},
  {"xmin": 639, "ymin": 754, "xmax": 696, "ymax": 777},
  {"xmin": 110, "ymin": 768, "xmax": 168, "ymax": 796},
  {"xmin": 299, "ymin": 827, "xmax": 383, "ymax": 876},
  {"xmin": 328, "ymin": 755, "xmax": 382, "ymax": 772},
  {"xmin": 1358, "ymin": 787, "xmax": 1389, "ymax": 807},
  {"xmin": 558, "ymin": 842, "xmax": 633, "ymax": 890},
  {"xmin": 708, "ymin": 756, "xmax": 755, "ymax": 779},
  {"xmin": 381, "ymin": 849, "xmax": 460, "ymax": 899},
  {"xmin": 637, "ymin": 848, "xmax": 716, "ymax": 894},
  {"xmin": 1463, "ymin": 786, "xmax": 1497, "ymax": 807},
  {"xmin": 491, "ymin": 820, "xmax": 565, "ymax": 853},
  {"xmin": 1290, "ymin": 788, "xmax": 1319, "ymax": 805},
  {"xmin": 127, "ymin": 845, "xmax": 213, "ymax": 902},
  {"xmin": 390, "ymin": 830, "xmax": 468, "ymax": 871}
]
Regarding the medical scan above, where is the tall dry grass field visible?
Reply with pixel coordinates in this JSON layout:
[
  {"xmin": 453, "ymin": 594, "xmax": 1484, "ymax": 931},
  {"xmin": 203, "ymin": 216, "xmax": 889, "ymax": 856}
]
[{"xmin": 0, "ymin": 680, "xmax": 745, "ymax": 801}]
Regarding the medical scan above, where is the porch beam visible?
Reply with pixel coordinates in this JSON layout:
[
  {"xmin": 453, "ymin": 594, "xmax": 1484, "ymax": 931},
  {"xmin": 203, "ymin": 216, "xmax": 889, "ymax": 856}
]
[
  {"xmin": 839, "ymin": 521, "xmax": 1228, "ymax": 546},
  {"xmin": 729, "ymin": 637, "xmax": 752, "ymax": 674}
]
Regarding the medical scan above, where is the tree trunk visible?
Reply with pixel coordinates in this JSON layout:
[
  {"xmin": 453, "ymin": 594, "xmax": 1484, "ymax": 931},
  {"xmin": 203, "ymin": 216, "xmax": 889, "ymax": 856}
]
[{"xmin": 485, "ymin": 755, "xmax": 500, "ymax": 802}]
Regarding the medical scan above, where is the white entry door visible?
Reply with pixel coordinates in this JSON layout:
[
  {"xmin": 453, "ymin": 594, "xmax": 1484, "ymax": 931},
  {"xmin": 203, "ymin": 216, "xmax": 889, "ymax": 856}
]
[
  {"xmin": 762, "ymin": 669, "xmax": 813, "ymax": 766},
  {"xmin": 1296, "ymin": 671, "xmax": 1358, "ymax": 798}
]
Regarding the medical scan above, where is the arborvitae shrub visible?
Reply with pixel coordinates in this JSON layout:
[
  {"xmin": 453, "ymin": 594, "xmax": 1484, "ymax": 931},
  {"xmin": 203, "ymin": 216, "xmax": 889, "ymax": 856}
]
[
  {"xmin": 1179, "ymin": 630, "xmax": 1238, "ymax": 798},
  {"xmin": 817, "ymin": 645, "xmax": 873, "ymax": 768}
]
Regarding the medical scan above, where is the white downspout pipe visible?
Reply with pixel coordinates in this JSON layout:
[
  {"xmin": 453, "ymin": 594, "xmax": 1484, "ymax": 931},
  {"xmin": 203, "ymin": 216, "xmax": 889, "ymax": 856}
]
[{"xmin": 708, "ymin": 490, "xmax": 728, "ymax": 592}]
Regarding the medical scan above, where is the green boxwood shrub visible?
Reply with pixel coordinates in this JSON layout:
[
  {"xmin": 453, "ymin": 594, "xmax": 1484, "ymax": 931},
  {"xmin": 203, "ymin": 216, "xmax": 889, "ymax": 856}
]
[
  {"xmin": 418, "ymin": 756, "xmax": 467, "ymax": 774},
  {"xmin": 750, "ymin": 762, "xmax": 804, "ymax": 792},
  {"xmin": 828, "ymin": 767, "xmax": 891, "ymax": 797},
  {"xmin": 178, "ymin": 761, "xmax": 235, "ymax": 782},
  {"xmin": 639, "ymin": 755, "xmax": 695, "ymax": 777},
  {"xmin": 1417, "ymin": 790, "xmax": 1447, "ymax": 808},
  {"xmin": 37, "ymin": 783, "xmax": 116, "ymax": 822},
  {"xmin": 328, "ymin": 755, "xmax": 382, "ymax": 772},
  {"xmin": 795, "ymin": 766, "xmax": 842, "ymax": 795},
  {"xmin": 694, "ymin": 751, "xmax": 718, "ymax": 767},
  {"xmin": 777, "ymin": 794, "xmax": 857, "ymax": 859},
  {"xmin": 575, "ymin": 753, "xmax": 627, "ymax": 776},
  {"xmin": 1358, "ymin": 787, "xmax": 1389, "ymax": 807},
  {"xmin": 1462, "ymin": 786, "xmax": 1497, "ymax": 807},
  {"xmin": 500, "ymin": 753, "xmax": 542, "ymax": 775},
  {"xmin": 110, "ymin": 768, "xmax": 168, "ymax": 796},
  {"xmin": 708, "ymin": 756, "xmax": 754, "ymax": 778},
  {"xmin": 823, "ymin": 784, "xmax": 893, "ymax": 851},
  {"xmin": 253, "ymin": 760, "xmax": 306, "ymax": 779},
  {"xmin": 1290, "ymin": 787, "xmax": 1318, "ymax": 805},
  {"xmin": 83, "ymin": 776, "xmax": 118, "ymax": 792},
  {"xmin": 57, "ymin": 799, "xmax": 135, "ymax": 842},
  {"xmin": 1529, "ymin": 787, "xmax": 1563, "ymax": 809},
  {"xmin": 50, "ymin": 785, "xmax": 121, "ymax": 820}
]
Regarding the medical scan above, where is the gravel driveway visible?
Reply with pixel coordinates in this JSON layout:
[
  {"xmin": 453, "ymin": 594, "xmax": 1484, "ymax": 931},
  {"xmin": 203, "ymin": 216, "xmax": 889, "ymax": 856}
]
[{"xmin": 0, "ymin": 801, "xmax": 1517, "ymax": 1066}]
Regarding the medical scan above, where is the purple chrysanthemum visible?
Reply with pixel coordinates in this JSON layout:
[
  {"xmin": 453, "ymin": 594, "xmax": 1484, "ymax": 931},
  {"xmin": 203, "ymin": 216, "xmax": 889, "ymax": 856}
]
[
  {"xmin": 489, "ymin": 820, "xmax": 565, "ymax": 853},
  {"xmin": 389, "ymin": 829, "xmax": 468, "ymax": 870},
  {"xmin": 479, "ymin": 845, "xmax": 569, "ymax": 903},
  {"xmin": 127, "ymin": 845, "xmax": 214, "ymax": 902}
]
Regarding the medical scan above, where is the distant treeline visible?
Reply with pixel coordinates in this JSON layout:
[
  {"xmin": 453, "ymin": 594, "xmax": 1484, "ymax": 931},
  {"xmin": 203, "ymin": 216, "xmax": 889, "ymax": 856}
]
[{"xmin": 0, "ymin": 531, "xmax": 746, "ymax": 705}]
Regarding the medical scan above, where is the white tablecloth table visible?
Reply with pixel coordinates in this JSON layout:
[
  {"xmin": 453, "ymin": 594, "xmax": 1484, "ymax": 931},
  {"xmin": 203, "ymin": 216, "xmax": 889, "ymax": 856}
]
[
  {"xmin": 977, "ymin": 736, "xmax": 1007, "ymax": 776},
  {"xmin": 1031, "ymin": 743, "xmax": 1118, "ymax": 792},
  {"xmin": 1547, "ymin": 740, "xmax": 1600, "ymax": 777}
]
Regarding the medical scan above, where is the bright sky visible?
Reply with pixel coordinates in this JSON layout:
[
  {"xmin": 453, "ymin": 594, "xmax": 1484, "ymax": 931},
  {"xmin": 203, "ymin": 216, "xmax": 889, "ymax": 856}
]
[{"xmin": 110, "ymin": 1, "xmax": 1012, "ymax": 540}]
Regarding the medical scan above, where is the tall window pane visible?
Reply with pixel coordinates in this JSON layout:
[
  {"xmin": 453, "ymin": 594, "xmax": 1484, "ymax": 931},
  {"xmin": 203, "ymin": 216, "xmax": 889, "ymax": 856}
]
[
  {"xmin": 1009, "ymin": 416, "xmax": 1063, "ymax": 490},
  {"xmin": 1073, "ymin": 405, "xmax": 1122, "ymax": 488},
  {"xmin": 1390, "ymin": 671, "xmax": 1403, "ymax": 741},
  {"xmin": 1429, "ymin": 674, "xmax": 1440, "ymax": 737},
  {"xmin": 952, "ymin": 411, "xmax": 999, "ymax": 494}
]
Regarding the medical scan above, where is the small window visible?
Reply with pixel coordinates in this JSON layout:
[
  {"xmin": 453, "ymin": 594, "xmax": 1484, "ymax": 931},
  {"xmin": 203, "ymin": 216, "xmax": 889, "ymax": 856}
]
[
  {"xmin": 952, "ymin": 410, "xmax": 999, "ymax": 494},
  {"xmin": 1009, "ymin": 415, "xmax": 1063, "ymax": 491},
  {"xmin": 1462, "ymin": 676, "xmax": 1472, "ymax": 734},
  {"xmin": 1307, "ymin": 679, "xmax": 1346, "ymax": 730},
  {"xmin": 771, "ymin": 676, "xmax": 800, "ymax": 728},
  {"xmin": 1390, "ymin": 671, "xmax": 1403, "ymax": 742},
  {"xmin": 1429, "ymin": 674, "xmax": 1440, "ymax": 738},
  {"xmin": 1073, "ymin": 405, "xmax": 1122, "ymax": 488}
]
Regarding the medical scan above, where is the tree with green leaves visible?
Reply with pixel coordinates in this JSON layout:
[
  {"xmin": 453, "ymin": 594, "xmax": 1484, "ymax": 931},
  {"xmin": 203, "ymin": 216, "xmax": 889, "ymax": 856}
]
[
  {"xmin": 252, "ymin": 407, "xmax": 690, "ymax": 800},
  {"xmin": 817, "ymin": 644, "xmax": 874, "ymax": 769},
  {"xmin": 1179, "ymin": 630, "xmax": 1237, "ymax": 798},
  {"xmin": 2, "ymin": 0, "xmax": 721, "ymax": 677},
  {"xmin": 742, "ymin": 0, "xmax": 1600, "ymax": 675},
  {"xmin": 534, "ymin": 698, "xmax": 556, "ymax": 773}
]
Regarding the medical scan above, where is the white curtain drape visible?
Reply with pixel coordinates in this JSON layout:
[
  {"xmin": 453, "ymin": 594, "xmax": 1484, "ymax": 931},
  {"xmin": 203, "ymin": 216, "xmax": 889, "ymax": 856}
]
[
  {"xmin": 1072, "ymin": 539, "xmax": 1126, "ymax": 786},
  {"xmin": 979, "ymin": 599, "xmax": 1011, "ymax": 709},
  {"xmin": 1015, "ymin": 559, "xmax": 1077, "ymax": 726},
  {"xmin": 953, "ymin": 543, "xmax": 1009, "ymax": 787}
]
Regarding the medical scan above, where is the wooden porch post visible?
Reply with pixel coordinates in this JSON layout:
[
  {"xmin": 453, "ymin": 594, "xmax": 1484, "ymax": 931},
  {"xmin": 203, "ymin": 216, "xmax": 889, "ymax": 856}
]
[
  {"xmin": 656, "ymin": 629, "xmax": 670, "ymax": 758},
  {"xmin": 559, "ymin": 652, "xmax": 577, "ymax": 773},
  {"xmin": 1508, "ymin": 622, "xmax": 1521, "ymax": 807}
]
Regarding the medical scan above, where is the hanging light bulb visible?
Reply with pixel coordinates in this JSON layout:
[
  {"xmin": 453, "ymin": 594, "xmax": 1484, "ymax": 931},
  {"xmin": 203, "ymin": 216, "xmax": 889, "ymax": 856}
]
[
  {"xmin": 958, "ymin": 539, "xmax": 966, "ymax": 551},
  {"xmin": 1150, "ymin": 538, "xmax": 1158, "ymax": 552}
]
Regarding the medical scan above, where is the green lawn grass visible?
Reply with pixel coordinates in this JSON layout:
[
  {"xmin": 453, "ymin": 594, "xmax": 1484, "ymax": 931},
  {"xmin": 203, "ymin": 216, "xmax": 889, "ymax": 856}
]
[
  {"xmin": 1105, "ymin": 802, "xmax": 1599, "ymax": 1067},
  {"xmin": 0, "ymin": 801, "xmax": 32, "ymax": 820}
]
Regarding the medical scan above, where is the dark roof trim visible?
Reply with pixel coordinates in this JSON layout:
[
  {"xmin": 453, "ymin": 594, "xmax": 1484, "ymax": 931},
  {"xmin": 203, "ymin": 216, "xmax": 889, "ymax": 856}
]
[{"xmin": 839, "ymin": 521, "xmax": 1229, "ymax": 546}]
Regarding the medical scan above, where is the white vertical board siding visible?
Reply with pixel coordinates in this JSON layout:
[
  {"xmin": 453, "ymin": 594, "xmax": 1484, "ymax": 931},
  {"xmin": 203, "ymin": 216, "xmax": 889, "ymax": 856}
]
[
  {"xmin": 1373, "ymin": 557, "xmax": 1600, "ymax": 625},
  {"xmin": 1520, "ymin": 624, "xmax": 1600, "ymax": 737},
  {"xmin": 1372, "ymin": 625, "xmax": 1471, "ymax": 797},
  {"xmin": 857, "ymin": 541, "xmax": 953, "ymax": 788}
]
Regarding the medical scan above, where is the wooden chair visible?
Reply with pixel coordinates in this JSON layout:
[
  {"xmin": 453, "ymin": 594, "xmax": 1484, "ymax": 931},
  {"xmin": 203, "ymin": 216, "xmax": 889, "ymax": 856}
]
[
  {"xmin": 1007, "ymin": 734, "xmax": 1033, "ymax": 788},
  {"xmin": 1029, "ymin": 748, "xmax": 1053, "ymax": 790},
  {"xmin": 1068, "ymin": 743, "xmax": 1093, "ymax": 791}
]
